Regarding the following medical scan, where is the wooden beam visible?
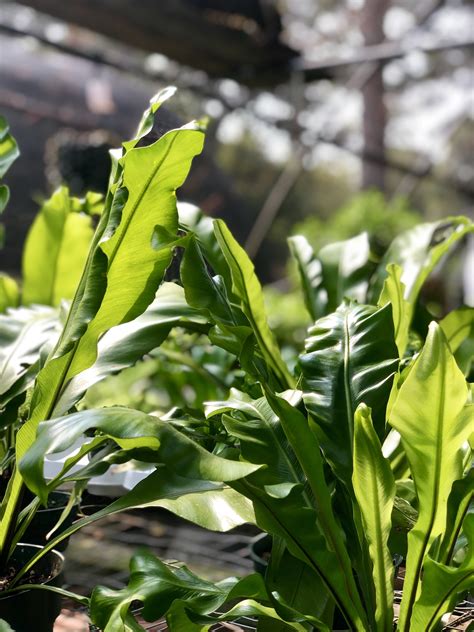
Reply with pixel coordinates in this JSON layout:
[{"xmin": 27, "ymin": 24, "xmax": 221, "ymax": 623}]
[
  {"xmin": 300, "ymin": 37, "xmax": 474, "ymax": 80},
  {"xmin": 13, "ymin": 0, "xmax": 299, "ymax": 86}
]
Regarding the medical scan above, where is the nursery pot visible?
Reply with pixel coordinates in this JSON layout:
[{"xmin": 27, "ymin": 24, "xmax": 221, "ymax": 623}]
[
  {"xmin": 0, "ymin": 543, "xmax": 64, "ymax": 632},
  {"xmin": 23, "ymin": 491, "xmax": 77, "ymax": 551}
]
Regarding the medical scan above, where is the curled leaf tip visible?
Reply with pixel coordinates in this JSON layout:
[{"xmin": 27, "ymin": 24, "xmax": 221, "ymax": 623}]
[{"xmin": 150, "ymin": 86, "xmax": 177, "ymax": 106}]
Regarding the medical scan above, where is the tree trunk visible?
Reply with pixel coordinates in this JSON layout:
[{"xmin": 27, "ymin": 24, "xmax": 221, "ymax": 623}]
[{"xmin": 360, "ymin": 0, "xmax": 390, "ymax": 191}]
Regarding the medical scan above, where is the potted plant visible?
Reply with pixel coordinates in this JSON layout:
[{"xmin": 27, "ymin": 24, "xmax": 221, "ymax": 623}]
[
  {"xmin": 2, "ymin": 91, "xmax": 472, "ymax": 630},
  {"xmin": 21, "ymin": 201, "xmax": 472, "ymax": 630},
  {"xmin": 0, "ymin": 195, "xmax": 106, "ymax": 546},
  {"xmin": 0, "ymin": 89, "xmax": 260, "ymax": 631},
  {"xmin": 0, "ymin": 116, "xmax": 67, "ymax": 630}
]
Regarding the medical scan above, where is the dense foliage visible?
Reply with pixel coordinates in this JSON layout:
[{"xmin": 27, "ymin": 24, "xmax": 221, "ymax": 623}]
[{"xmin": 0, "ymin": 91, "xmax": 472, "ymax": 631}]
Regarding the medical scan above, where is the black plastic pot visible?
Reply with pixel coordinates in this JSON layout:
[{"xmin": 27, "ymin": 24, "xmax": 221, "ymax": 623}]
[
  {"xmin": 0, "ymin": 543, "xmax": 64, "ymax": 632},
  {"xmin": 23, "ymin": 491, "xmax": 77, "ymax": 551}
]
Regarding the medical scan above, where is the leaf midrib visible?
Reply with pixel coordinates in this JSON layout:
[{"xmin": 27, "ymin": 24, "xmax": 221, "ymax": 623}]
[
  {"xmin": 343, "ymin": 310, "xmax": 354, "ymax": 449},
  {"xmin": 105, "ymin": 134, "xmax": 177, "ymax": 272},
  {"xmin": 237, "ymin": 479, "xmax": 362, "ymax": 631},
  {"xmin": 215, "ymin": 223, "xmax": 290, "ymax": 389},
  {"xmin": 368, "ymin": 454, "xmax": 389, "ymax": 628},
  {"xmin": 422, "ymin": 569, "xmax": 474, "ymax": 631},
  {"xmin": 401, "ymin": 349, "xmax": 446, "ymax": 630}
]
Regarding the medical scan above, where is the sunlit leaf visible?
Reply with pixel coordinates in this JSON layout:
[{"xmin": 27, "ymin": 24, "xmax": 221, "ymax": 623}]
[
  {"xmin": 56, "ymin": 282, "xmax": 206, "ymax": 411},
  {"xmin": 411, "ymin": 514, "xmax": 474, "ymax": 632},
  {"xmin": 0, "ymin": 274, "xmax": 19, "ymax": 314},
  {"xmin": 377, "ymin": 264, "xmax": 411, "ymax": 357},
  {"xmin": 288, "ymin": 235, "xmax": 322, "ymax": 321},
  {"xmin": 213, "ymin": 220, "xmax": 293, "ymax": 389},
  {"xmin": 0, "ymin": 305, "xmax": 58, "ymax": 401},
  {"xmin": 1, "ymin": 102, "xmax": 204, "ymax": 550},
  {"xmin": 370, "ymin": 217, "xmax": 473, "ymax": 304},
  {"xmin": 390, "ymin": 322, "xmax": 470, "ymax": 629},
  {"xmin": 13, "ymin": 467, "xmax": 256, "ymax": 590},
  {"xmin": 353, "ymin": 404, "xmax": 395, "ymax": 632},
  {"xmin": 20, "ymin": 406, "xmax": 260, "ymax": 503},
  {"xmin": 22, "ymin": 187, "xmax": 95, "ymax": 306}
]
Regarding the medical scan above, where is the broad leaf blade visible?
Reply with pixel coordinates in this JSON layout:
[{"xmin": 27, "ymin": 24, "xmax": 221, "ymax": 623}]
[
  {"xmin": 178, "ymin": 202, "xmax": 233, "ymax": 291},
  {"xmin": 436, "ymin": 469, "xmax": 473, "ymax": 566},
  {"xmin": 213, "ymin": 220, "xmax": 293, "ymax": 390},
  {"xmin": 22, "ymin": 187, "xmax": 95, "ymax": 306},
  {"xmin": 209, "ymin": 392, "xmax": 368, "ymax": 631},
  {"xmin": 12, "ymin": 467, "xmax": 257, "ymax": 592},
  {"xmin": 318, "ymin": 232, "xmax": 375, "ymax": 313},
  {"xmin": 288, "ymin": 235, "xmax": 322, "ymax": 321},
  {"xmin": 377, "ymin": 264, "xmax": 411, "ymax": 357},
  {"xmin": 0, "ymin": 274, "xmax": 19, "ymax": 314},
  {"xmin": 20, "ymin": 406, "xmax": 260, "ymax": 503},
  {"xmin": 1, "ymin": 111, "xmax": 204, "ymax": 550},
  {"xmin": 440, "ymin": 307, "xmax": 474, "ymax": 353},
  {"xmin": 390, "ymin": 322, "xmax": 470, "ymax": 629},
  {"xmin": 266, "ymin": 538, "xmax": 333, "ymax": 627},
  {"xmin": 369, "ymin": 217, "xmax": 473, "ymax": 304},
  {"xmin": 0, "ymin": 305, "xmax": 58, "ymax": 399},
  {"xmin": 411, "ymin": 514, "xmax": 474, "ymax": 632},
  {"xmin": 440, "ymin": 306, "xmax": 474, "ymax": 375},
  {"xmin": 353, "ymin": 404, "xmax": 395, "ymax": 632},
  {"xmin": 67, "ymin": 124, "xmax": 204, "ymax": 379},
  {"xmin": 300, "ymin": 301, "xmax": 399, "ymax": 487},
  {"xmin": 181, "ymin": 237, "xmax": 235, "ymax": 325},
  {"xmin": 90, "ymin": 551, "xmax": 309, "ymax": 632},
  {"xmin": 265, "ymin": 391, "xmax": 356, "ymax": 590},
  {"xmin": 56, "ymin": 282, "xmax": 206, "ymax": 411}
]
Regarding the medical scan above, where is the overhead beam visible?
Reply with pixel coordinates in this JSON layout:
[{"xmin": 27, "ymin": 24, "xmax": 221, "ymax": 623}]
[
  {"xmin": 300, "ymin": 37, "xmax": 474, "ymax": 80},
  {"xmin": 12, "ymin": 0, "xmax": 300, "ymax": 86}
]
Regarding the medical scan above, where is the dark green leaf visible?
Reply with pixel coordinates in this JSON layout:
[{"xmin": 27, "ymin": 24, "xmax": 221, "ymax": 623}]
[
  {"xmin": 20, "ymin": 406, "xmax": 260, "ymax": 503},
  {"xmin": 178, "ymin": 202, "xmax": 233, "ymax": 290},
  {"xmin": 90, "ymin": 550, "xmax": 311, "ymax": 632},
  {"xmin": 213, "ymin": 220, "xmax": 293, "ymax": 389},
  {"xmin": 436, "ymin": 469, "xmax": 473, "ymax": 565},
  {"xmin": 207, "ymin": 392, "xmax": 368, "ymax": 630},
  {"xmin": 300, "ymin": 301, "xmax": 398, "ymax": 487},
  {"xmin": 0, "ymin": 186, "xmax": 10, "ymax": 215}
]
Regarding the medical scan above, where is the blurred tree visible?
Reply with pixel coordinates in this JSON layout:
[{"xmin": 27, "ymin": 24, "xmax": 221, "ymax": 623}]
[{"xmin": 360, "ymin": 0, "xmax": 390, "ymax": 191}]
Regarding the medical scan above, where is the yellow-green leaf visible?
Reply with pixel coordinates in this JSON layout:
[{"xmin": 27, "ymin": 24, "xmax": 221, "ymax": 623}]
[
  {"xmin": 353, "ymin": 404, "xmax": 395, "ymax": 632},
  {"xmin": 389, "ymin": 322, "xmax": 470, "ymax": 630}
]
